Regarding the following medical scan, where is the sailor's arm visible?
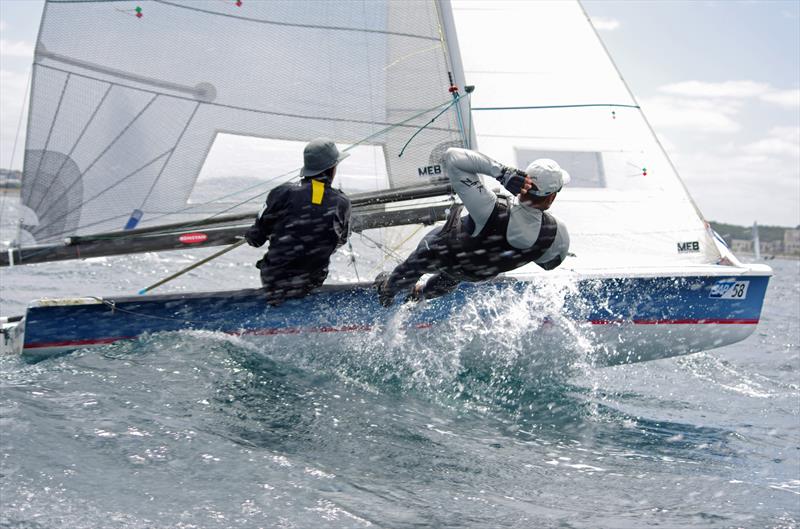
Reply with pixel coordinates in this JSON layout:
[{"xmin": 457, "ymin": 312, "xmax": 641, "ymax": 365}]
[
  {"xmin": 244, "ymin": 186, "xmax": 288, "ymax": 247},
  {"xmin": 335, "ymin": 196, "xmax": 352, "ymax": 248},
  {"xmin": 444, "ymin": 148, "xmax": 530, "ymax": 232},
  {"xmin": 444, "ymin": 148, "xmax": 501, "ymax": 230},
  {"xmin": 444, "ymin": 147, "xmax": 507, "ymax": 177}
]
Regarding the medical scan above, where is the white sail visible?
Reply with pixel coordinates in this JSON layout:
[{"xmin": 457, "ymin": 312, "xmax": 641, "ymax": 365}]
[
  {"xmin": 451, "ymin": 0, "xmax": 721, "ymax": 270},
  {"xmin": 21, "ymin": 0, "xmax": 466, "ymax": 243},
  {"xmin": 752, "ymin": 222, "xmax": 761, "ymax": 260}
]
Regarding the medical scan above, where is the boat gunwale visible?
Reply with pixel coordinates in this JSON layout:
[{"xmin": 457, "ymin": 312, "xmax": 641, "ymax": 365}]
[{"xmin": 23, "ymin": 263, "xmax": 773, "ymax": 308}]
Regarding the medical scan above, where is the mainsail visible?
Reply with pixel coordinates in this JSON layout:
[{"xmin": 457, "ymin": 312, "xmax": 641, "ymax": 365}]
[{"xmin": 17, "ymin": 0, "xmax": 467, "ymax": 249}]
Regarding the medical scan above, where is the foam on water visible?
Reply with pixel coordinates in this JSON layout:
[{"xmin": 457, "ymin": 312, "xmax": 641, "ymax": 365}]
[{"xmin": 228, "ymin": 275, "xmax": 600, "ymax": 413}]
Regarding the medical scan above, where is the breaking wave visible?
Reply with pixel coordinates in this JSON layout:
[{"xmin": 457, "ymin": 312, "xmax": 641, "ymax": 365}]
[{"xmin": 229, "ymin": 276, "xmax": 604, "ymax": 413}]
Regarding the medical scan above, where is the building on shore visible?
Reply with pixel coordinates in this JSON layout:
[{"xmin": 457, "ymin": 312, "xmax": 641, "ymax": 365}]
[
  {"xmin": 785, "ymin": 228, "xmax": 800, "ymax": 256},
  {"xmin": 0, "ymin": 169, "xmax": 21, "ymax": 180},
  {"xmin": 730, "ymin": 239, "xmax": 754, "ymax": 253},
  {"xmin": 760, "ymin": 240, "xmax": 784, "ymax": 256},
  {"xmin": 0, "ymin": 169, "xmax": 21, "ymax": 192}
]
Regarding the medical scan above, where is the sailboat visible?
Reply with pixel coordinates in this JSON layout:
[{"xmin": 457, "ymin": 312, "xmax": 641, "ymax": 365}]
[
  {"xmin": 753, "ymin": 221, "xmax": 762, "ymax": 261},
  {"xmin": 0, "ymin": 0, "xmax": 771, "ymax": 363}
]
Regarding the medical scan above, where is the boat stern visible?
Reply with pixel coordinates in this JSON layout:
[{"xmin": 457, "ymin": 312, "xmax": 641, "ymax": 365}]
[{"xmin": 1, "ymin": 316, "xmax": 24, "ymax": 356}]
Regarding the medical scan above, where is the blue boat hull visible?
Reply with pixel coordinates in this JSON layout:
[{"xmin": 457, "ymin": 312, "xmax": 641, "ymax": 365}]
[{"xmin": 19, "ymin": 271, "xmax": 770, "ymax": 364}]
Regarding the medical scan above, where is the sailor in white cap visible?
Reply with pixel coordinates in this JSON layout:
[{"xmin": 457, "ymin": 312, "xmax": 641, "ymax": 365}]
[
  {"xmin": 376, "ymin": 147, "xmax": 570, "ymax": 306},
  {"xmin": 245, "ymin": 138, "xmax": 351, "ymax": 305}
]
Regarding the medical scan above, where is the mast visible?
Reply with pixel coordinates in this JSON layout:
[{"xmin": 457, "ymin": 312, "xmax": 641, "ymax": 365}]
[
  {"xmin": 436, "ymin": 0, "xmax": 477, "ymax": 150},
  {"xmin": 752, "ymin": 221, "xmax": 761, "ymax": 261}
]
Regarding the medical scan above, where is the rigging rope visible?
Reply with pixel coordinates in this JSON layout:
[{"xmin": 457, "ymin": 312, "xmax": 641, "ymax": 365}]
[
  {"xmin": 347, "ymin": 237, "xmax": 361, "ymax": 282},
  {"xmin": 398, "ymin": 93, "xmax": 464, "ymax": 158},
  {"xmin": 138, "ymin": 239, "xmax": 246, "ymax": 295},
  {"xmin": 365, "ymin": 224, "xmax": 425, "ymax": 276},
  {"xmin": 472, "ymin": 103, "xmax": 640, "ymax": 111},
  {"xmin": 358, "ymin": 231, "xmax": 408, "ymax": 264}
]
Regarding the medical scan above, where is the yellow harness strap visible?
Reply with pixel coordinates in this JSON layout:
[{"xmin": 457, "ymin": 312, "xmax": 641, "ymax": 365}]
[{"xmin": 311, "ymin": 179, "xmax": 325, "ymax": 205}]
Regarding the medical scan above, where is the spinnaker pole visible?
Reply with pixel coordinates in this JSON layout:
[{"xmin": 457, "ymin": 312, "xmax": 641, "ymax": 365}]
[{"xmin": 138, "ymin": 239, "xmax": 246, "ymax": 295}]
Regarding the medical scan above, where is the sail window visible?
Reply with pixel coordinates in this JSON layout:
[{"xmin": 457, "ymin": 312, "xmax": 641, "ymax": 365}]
[
  {"xmin": 515, "ymin": 149, "xmax": 606, "ymax": 188},
  {"xmin": 191, "ymin": 133, "xmax": 391, "ymax": 207}
]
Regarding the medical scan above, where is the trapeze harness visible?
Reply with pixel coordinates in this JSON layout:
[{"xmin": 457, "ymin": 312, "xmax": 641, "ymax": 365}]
[{"xmin": 440, "ymin": 195, "xmax": 559, "ymax": 280}]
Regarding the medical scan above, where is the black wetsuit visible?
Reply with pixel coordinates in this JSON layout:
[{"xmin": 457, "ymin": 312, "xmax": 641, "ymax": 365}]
[
  {"xmin": 382, "ymin": 197, "xmax": 560, "ymax": 302},
  {"xmin": 245, "ymin": 178, "xmax": 351, "ymax": 305}
]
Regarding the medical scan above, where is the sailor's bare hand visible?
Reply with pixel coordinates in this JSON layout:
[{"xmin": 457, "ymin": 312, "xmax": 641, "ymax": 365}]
[{"xmin": 519, "ymin": 175, "xmax": 533, "ymax": 197}]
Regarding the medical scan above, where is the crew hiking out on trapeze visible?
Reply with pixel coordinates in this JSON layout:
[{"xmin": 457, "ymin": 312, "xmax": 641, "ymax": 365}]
[{"xmin": 375, "ymin": 147, "xmax": 570, "ymax": 307}]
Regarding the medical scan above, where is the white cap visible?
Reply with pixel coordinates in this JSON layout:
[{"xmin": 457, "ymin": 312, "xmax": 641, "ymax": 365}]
[{"xmin": 525, "ymin": 159, "xmax": 570, "ymax": 196}]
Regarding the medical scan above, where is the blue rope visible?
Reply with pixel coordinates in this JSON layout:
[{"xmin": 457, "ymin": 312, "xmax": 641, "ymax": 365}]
[
  {"xmin": 451, "ymin": 92, "xmax": 468, "ymax": 149},
  {"xmin": 398, "ymin": 96, "xmax": 461, "ymax": 158},
  {"xmin": 472, "ymin": 103, "xmax": 639, "ymax": 111}
]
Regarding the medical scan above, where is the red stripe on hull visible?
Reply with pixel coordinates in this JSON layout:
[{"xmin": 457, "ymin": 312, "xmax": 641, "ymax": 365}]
[
  {"xmin": 22, "ymin": 319, "xmax": 759, "ymax": 351},
  {"xmin": 591, "ymin": 319, "xmax": 759, "ymax": 325},
  {"xmin": 24, "ymin": 336, "xmax": 136, "ymax": 349}
]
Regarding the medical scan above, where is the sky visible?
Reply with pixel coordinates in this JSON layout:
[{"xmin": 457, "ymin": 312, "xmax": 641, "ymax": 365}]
[{"xmin": 1, "ymin": 0, "xmax": 798, "ymax": 227}]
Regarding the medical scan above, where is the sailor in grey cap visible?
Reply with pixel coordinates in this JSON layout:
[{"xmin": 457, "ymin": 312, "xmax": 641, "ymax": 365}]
[
  {"xmin": 376, "ymin": 147, "xmax": 570, "ymax": 306},
  {"xmin": 300, "ymin": 137, "xmax": 350, "ymax": 177},
  {"xmin": 245, "ymin": 137, "xmax": 351, "ymax": 305}
]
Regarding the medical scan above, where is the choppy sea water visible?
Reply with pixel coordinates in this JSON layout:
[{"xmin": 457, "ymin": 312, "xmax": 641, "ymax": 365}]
[{"xmin": 0, "ymin": 220, "xmax": 798, "ymax": 528}]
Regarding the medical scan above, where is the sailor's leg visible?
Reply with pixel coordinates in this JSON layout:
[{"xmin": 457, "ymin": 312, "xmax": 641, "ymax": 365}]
[
  {"xmin": 260, "ymin": 267, "xmax": 285, "ymax": 306},
  {"xmin": 380, "ymin": 229, "xmax": 446, "ymax": 301},
  {"xmin": 416, "ymin": 272, "xmax": 462, "ymax": 300}
]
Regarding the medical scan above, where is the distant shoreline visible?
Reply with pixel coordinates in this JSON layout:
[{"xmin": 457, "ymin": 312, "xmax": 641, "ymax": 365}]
[{"xmin": 737, "ymin": 253, "xmax": 800, "ymax": 262}]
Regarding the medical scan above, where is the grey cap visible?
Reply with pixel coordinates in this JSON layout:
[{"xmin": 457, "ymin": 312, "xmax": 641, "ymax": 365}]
[{"xmin": 300, "ymin": 137, "xmax": 350, "ymax": 177}]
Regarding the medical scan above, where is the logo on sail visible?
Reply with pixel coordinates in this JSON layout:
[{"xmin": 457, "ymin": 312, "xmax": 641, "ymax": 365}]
[
  {"xmin": 677, "ymin": 241, "xmax": 700, "ymax": 253},
  {"xmin": 418, "ymin": 164, "xmax": 442, "ymax": 177}
]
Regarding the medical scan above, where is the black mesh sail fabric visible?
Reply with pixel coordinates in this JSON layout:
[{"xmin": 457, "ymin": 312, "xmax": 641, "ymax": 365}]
[{"xmin": 21, "ymin": 0, "xmax": 464, "ymax": 242}]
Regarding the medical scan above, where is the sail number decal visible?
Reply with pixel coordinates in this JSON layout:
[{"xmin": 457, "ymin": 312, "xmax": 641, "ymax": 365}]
[
  {"xmin": 179, "ymin": 233, "xmax": 209, "ymax": 245},
  {"xmin": 709, "ymin": 279, "xmax": 749, "ymax": 299}
]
